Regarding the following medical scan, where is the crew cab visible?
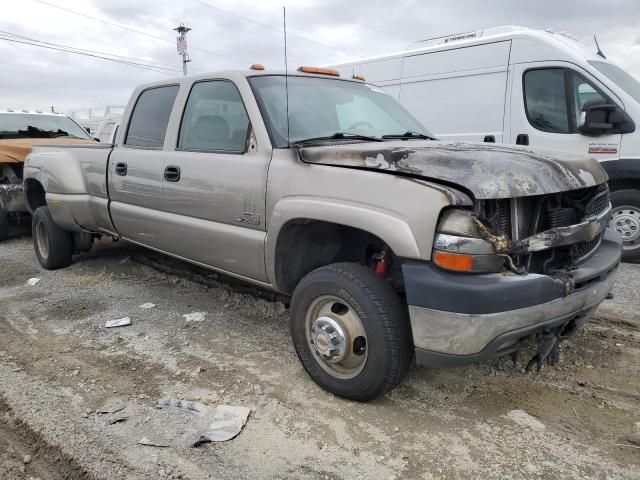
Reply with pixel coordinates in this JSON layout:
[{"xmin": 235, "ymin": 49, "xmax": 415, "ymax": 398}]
[{"xmin": 23, "ymin": 67, "xmax": 621, "ymax": 401}]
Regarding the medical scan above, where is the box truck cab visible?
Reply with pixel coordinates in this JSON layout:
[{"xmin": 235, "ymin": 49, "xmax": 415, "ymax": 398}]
[{"xmin": 331, "ymin": 26, "xmax": 640, "ymax": 259}]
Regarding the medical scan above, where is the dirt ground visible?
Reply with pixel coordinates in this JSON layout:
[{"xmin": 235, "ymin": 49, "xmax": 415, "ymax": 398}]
[{"xmin": 0, "ymin": 234, "xmax": 638, "ymax": 480}]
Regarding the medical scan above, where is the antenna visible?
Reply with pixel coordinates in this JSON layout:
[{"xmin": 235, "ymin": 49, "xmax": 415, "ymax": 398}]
[
  {"xmin": 283, "ymin": 6, "xmax": 291, "ymax": 148},
  {"xmin": 594, "ymin": 35, "xmax": 606, "ymax": 59}
]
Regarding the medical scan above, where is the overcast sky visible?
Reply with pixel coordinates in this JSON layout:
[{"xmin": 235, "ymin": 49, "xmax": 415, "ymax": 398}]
[{"xmin": 2, "ymin": 0, "xmax": 640, "ymax": 117}]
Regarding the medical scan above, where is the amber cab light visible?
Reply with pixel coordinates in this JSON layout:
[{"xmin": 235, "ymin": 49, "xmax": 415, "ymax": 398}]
[
  {"xmin": 433, "ymin": 250, "xmax": 474, "ymax": 272},
  {"xmin": 353, "ymin": 75, "xmax": 366, "ymax": 81},
  {"xmin": 297, "ymin": 66, "xmax": 340, "ymax": 76},
  {"xmin": 250, "ymin": 64, "xmax": 265, "ymax": 70}
]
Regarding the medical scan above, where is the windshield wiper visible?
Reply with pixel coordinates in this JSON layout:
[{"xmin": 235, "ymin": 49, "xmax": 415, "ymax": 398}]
[
  {"xmin": 381, "ymin": 131, "xmax": 433, "ymax": 140},
  {"xmin": 291, "ymin": 132, "xmax": 383, "ymax": 146}
]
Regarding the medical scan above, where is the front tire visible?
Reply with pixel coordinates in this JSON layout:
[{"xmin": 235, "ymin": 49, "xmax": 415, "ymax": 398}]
[
  {"xmin": 32, "ymin": 206, "xmax": 73, "ymax": 270},
  {"xmin": 290, "ymin": 262, "xmax": 412, "ymax": 401},
  {"xmin": 610, "ymin": 189, "xmax": 640, "ymax": 262}
]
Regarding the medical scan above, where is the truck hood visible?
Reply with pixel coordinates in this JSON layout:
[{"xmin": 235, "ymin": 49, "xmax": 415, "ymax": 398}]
[
  {"xmin": 0, "ymin": 138, "xmax": 94, "ymax": 164},
  {"xmin": 298, "ymin": 141, "xmax": 607, "ymax": 199}
]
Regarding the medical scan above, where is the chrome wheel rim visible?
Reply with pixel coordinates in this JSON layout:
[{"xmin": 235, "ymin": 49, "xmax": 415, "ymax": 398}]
[
  {"xmin": 611, "ymin": 205, "xmax": 640, "ymax": 251},
  {"xmin": 35, "ymin": 220, "xmax": 49, "ymax": 260},
  {"xmin": 305, "ymin": 295, "xmax": 368, "ymax": 379}
]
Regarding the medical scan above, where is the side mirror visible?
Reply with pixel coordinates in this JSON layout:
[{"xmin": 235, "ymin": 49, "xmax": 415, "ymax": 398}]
[{"xmin": 578, "ymin": 99, "xmax": 635, "ymax": 136}]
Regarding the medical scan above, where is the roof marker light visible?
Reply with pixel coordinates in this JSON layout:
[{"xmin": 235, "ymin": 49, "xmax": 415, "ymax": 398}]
[
  {"xmin": 353, "ymin": 75, "xmax": 365, "ymax": 81},
  {"xmin": 250, "ymin": 64, "xmax": 265, "ymax": 70},
  {"xmin": 297, "ymin": 66, "xmax": 340, "ymax": 76}
]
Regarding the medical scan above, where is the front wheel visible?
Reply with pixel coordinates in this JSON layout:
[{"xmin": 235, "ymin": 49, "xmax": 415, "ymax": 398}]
[
  {"xmin": 610, "ymin": 189, "xmax": 640, "ymax": 262},
  {"xmin": 290, "ymin": 262, "xmax": 412, "ymax": 401},
  {"xmin": 32, "ymin": 206, "xmax": 73, "ymax": 270}
]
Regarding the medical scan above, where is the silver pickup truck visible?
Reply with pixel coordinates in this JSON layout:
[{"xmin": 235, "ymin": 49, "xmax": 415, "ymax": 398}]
[{"xmin": 24, "ymin": 67, "xmax": 621, "ymax": 401}]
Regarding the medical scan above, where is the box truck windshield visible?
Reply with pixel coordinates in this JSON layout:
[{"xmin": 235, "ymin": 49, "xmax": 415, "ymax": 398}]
[{"xmin": 588, "ymin": 61, "xmax": 640, "ymax": 104}]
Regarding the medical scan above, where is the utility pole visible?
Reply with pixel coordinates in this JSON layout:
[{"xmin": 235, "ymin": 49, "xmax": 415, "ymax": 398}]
[{"xmin": 174, "ymin": 23, "xmax": 191, "ymax": 76}]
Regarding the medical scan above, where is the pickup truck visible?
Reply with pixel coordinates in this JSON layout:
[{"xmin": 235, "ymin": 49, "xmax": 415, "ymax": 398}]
[
  {"xmin": 0, "ymin": 110, "xmax": 94, "ymax": 240},
  {"xmin": 24, "ymin": 67, "xmax": 621, "ymax": 401}
]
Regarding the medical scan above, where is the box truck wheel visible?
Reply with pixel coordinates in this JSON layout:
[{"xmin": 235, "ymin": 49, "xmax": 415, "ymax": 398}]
[
  {"xmin": 289, "ymin": 262, "xmax": 412, "ymax": 401},
  {"xmin": 32, "ymin": 206, "xmax": 73, "ymax": 270},
  {"xmin": 0, "ymin": 206, "xmax": 8, "ymax": 241},
  {"xmin": 610, "ymin": 189, "xmax": 640, "ymax": 261}
]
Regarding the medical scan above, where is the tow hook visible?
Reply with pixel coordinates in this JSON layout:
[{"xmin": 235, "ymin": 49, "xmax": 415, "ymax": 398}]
[
  {"xmin": 526, "ymin": 328, "xmax": 562, "ymax": 373},
  {"xmin": 373, "ymin": 249, "xmax": 389, "ymax": 279}
]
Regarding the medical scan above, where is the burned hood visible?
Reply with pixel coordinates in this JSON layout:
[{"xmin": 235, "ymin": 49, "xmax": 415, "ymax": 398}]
[
  {"xmin": 0, "ymin": 138, "xmax": 94, "ymax": 164},
  {"xmin": 298, "ymin": 141, "xmax": 608, "ymax": 199}
]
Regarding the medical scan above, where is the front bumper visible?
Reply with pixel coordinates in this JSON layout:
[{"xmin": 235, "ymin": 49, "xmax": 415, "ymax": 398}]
[{"xmin": 403, "ymin": 228, "xmax": 621, "ymax": 367}]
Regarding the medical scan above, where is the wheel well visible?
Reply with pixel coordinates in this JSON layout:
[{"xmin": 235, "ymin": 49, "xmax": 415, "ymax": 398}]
[
  {"xmin": 608, "ymin": 178, "xmax": 640, "ymax": 192},
  {"xmin": 274, "ymin": 219, "xmax": 400, "ymax": 295},
  {"xmin": 24, "ymin": 179, "xmax": 46, "ymax": 214}
]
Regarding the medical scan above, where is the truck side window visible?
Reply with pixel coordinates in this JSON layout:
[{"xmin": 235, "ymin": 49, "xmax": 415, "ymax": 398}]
[
  {"xmin": 571, "ymin": 73, "xmax": 606, "ymax": 125},
  {"xmin": 125, "ymin": 85, "xmax": 179, "ymax": 148},
  {"xmin": 523, "ymin": 69, "xmax": 570, "ymax": 133},
  {"xmin": 178, "ymin": 80, "xmax": 250, "ymax": 153}
]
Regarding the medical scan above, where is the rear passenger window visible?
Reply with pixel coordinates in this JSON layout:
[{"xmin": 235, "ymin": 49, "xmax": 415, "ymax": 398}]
[
  {"xmin": 524, "ymin": 69, "xmax": 570, "ymax": 133},
  {"xmin": 125, "ymin": 85, "xmax": 179, "ymax": 148},
  {"xmin": 178, "ymin": 80, "xmax": 249, "ymax": 152}
]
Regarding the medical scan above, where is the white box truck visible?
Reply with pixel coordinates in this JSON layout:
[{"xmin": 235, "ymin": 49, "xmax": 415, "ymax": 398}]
[{"xmin": 331, "ymin": 26, "xmax": 640, "ymax": 259}]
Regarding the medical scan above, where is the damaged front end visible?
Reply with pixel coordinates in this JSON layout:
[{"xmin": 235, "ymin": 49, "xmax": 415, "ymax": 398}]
[
  {"xmin": 434, "ymin": 184, "xmax": 611, "ymax": 292},
  {"xmin": 0, "ymin": 163, "xmax": 28, "ymax": 227},
  {"xmin": 417, "ymin": 183, "xmax": 619, "ymax": 371}
]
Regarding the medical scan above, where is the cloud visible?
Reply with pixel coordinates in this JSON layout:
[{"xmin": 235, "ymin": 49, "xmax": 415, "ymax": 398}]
[{"xmin": 1, "ymin": 0, "xmax": 639, "ymax": 116}]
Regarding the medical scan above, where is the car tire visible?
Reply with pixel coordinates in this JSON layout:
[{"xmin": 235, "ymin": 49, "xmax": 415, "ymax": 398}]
[
  {"xmin": 32, "ymin": 206, "xmax": 73, "ymax": 270},
  {"xmin": 0, "ymin": 206, "xmax": 8, "ymax": 241},
  {"xmin": 610, "ymin": 189, "xmax": 640, "ymax": 262},
  {"xmin": 290, "ymin": 262, "xmax": 413, "ymax": 402}
]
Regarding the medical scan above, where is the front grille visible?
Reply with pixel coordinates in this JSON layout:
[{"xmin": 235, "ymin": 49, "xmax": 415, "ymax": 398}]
[{"xmin": 480, "ymin": 185, "xmax": 610, "ymax": 273}]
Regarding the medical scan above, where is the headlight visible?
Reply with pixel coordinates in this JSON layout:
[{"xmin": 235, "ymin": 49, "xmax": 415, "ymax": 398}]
[{"xmin": 432, "ymin": 209, "xmax": 505, "ymax": 273}]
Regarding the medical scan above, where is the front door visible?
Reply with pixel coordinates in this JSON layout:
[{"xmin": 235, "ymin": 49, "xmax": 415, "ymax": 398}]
[
  {"xmin": 510, "ymin": 63, "xmax": 622, "ymax": 161},
  {"xmin": 160, "ymin": 79, "xmax": 270, "ymax": 282}
]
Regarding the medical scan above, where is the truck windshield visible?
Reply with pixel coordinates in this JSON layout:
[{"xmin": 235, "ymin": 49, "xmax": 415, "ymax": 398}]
[
  {"xmin": 0, "ymin": 114, "xmax": 91, "ymax": 140},
  {"xmin": 589, "ymin": 61, "xmax": 640, "ymax": 104},
  {"xmin": 248, "ymin": 75, "xmax": 433, "ymax": 147}
]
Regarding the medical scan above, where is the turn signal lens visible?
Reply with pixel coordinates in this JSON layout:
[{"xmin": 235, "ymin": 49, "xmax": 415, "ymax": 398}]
[
  {"xmin": 433, "ymin": 251, "xmax": 474, "ymax": 272},
  {"xmin": 297, "ymin": 66, "xmax": 340, "ymax": 76}
]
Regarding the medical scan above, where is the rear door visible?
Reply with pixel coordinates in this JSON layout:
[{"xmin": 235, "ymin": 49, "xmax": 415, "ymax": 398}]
[
  {"xmin": 159, "ymin": 79, "xmax": 270, "ymax": 281},
  {"xmin": 108, "ymin": 84, "xmax": 179, "ymax": 247},
  {"xmin": 510, "ymin": 63, "xmax": 622, "ymax": 159}
]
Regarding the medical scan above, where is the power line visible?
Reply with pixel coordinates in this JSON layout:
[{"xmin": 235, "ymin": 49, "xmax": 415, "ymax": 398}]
[
  {"xmin": 0, "ymin": 30, "xmax": 183, "ymax": 72},
  {"xmin": 31, "ymin": 0, "xmax": 251, "ymax": 65},
  {"xmin": 192, "ymin": 0, "xmax": 364, "ymax": 58},
  {"xmin": 0, "ymin": 32, "xmax": 180, "ymax": 75}
]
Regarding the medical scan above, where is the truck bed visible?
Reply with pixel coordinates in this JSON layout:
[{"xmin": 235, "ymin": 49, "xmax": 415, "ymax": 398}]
[{"xmin": 24, "ymin": 143, "xmax": 115, "ymax": 234}]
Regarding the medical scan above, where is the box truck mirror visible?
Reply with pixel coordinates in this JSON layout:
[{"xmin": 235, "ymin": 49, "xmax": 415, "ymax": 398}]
[{"xmin": 578, "ymin": 100, "xmax": 635, "ymax": 136}]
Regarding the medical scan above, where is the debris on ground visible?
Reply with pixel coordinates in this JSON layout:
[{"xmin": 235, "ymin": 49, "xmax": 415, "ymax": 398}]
[
  {"xmin": 26, "ymin": 278, "xmax": 40, "ymax": 286},
  {"xmin": 105, "ymin": 317, "xmax": 132, "ymax": 328},
  {"xmin": 505, "ymin": 410, "xmax": 546, "ymax": 431},
  {"xmin": 182, "ymin": 312, "xmax": 207, "ymax": 323},
  {"xmin": 138, "ymin": 437, "xmax": 169, "ymax": 448},
  {"xmin": 156, "ymin": 399, "xmax": 250, "ymax": 447},
  {"xmin": 139, "ymin": 303, "xmax": 156, "ymax": 310}
]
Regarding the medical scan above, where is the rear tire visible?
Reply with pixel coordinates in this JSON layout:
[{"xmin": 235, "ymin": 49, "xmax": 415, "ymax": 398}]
[
  {"xmin": 290, "ymin": 262, "xmax": 412, "ymax": 402},
  {"xmin": 0, "ymin": 206, "xmax": 8, "ymax": 241},
  {"xmin": 73, "ymin": 232, "xmax": 94, "ymax": 254},
  {"xmin": 32, "ymin": 206, "xmax": 73, "ymax": 270},
  {"xmin": 610, "ymin": 189, "xmax": 640, "ymax": 262}
]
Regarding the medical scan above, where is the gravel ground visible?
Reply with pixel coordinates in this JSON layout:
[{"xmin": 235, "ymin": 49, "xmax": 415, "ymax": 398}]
[{"xmin": 0, "ymin": 234, "xmax": 639, "ymax": 480}]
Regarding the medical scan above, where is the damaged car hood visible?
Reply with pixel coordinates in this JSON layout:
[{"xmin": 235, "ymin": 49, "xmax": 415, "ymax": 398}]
[{"xmin": 298, "ymin": 141, "xmax": 607, "ymax": 199}]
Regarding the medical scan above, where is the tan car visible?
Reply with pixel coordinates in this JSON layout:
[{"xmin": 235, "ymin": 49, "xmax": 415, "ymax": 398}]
[
  {"xmin": 23, "ymin": 68, "xmax": 621, "ymax": 401},
  {"xmin": 0, "ymin": 110, "xmax": 94, "ymax": 240}
]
